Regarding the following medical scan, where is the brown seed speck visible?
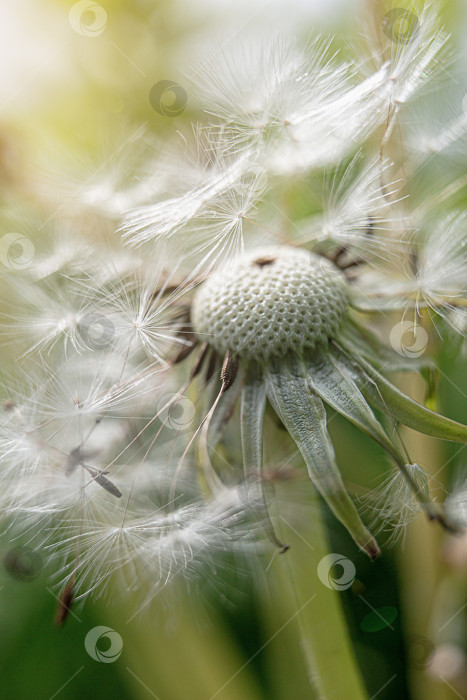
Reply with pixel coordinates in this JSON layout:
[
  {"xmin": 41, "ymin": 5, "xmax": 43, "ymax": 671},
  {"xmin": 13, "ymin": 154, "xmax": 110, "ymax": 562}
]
[
  {"xmin": 252, "ymin": 256, "xmax": 276, "ymax": 268},
  {"xmin": 55, "ymin": 579, "xmax": 75, "ymax": 626}
]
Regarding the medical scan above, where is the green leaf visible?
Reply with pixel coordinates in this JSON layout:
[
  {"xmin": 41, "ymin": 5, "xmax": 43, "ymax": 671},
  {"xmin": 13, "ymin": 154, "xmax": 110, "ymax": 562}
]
[
  {"xmin": 341, "ymin": 349, "xmax": 467, "ymax": 443},
  {"xmin": 308, "ymin": 349, "xmax": 442, "ymax": 518},
  {"xmin": 264, "ymin": 356, "xmax": 379, "ymax": 559},
  {"xmin": 241, "ymin": 365, "xmax": 266, "ymax": 480},
  {"xmin": 241, "ymin": 365, "xmax": 287, "ymax": 551},
  {"xmin": 339, "ymin": 319, "xmax": 435, "ymax": 374},
  {"xmin": 306, "ymin": 351, "xmax": 406, "ymax": 466}
]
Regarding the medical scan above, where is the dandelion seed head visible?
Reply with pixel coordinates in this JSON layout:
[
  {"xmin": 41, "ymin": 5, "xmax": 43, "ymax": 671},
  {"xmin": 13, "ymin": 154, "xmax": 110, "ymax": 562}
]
[{"xmin": 192, "ymin": 246, "xmax": 348, "ymax": 360}]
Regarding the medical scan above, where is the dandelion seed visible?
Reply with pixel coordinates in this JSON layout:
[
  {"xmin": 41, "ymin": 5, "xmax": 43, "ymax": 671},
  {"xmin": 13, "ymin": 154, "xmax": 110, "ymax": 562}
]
[
  {"xmin": 37, "ymin": 125, "xmax": 166, "ymax": 220},
  {"xmin": 294, "ymin": 156, "xmax": 404, "ymax": 263},
  {"xmin": 55, "ymin": 578, "xmax": 75, "ymax": 626},
  {"xmin": 355, "ymin": 211, "xmax": 467, "ymax": 326},
  {"xmin": 363, "ymin": 5, "xmax": 450, "ymax": 143},
  {"xmin": 119, "ymin": 132, "xmax": 263, "ymax": 271},
  {"xmin": 193, "ymin": 36, "xmax": 386, "ymax": 174},
  {"xmin": 365, "ymin": 462, "xmax": 441, "ymax": 543}
]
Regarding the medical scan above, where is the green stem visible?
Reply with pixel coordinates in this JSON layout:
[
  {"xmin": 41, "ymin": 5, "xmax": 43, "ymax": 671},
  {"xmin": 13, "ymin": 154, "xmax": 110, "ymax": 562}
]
[
  {"xmin": 274, "ymin": 482, "xmax": 369, "ymax": 700},
  {"xmin": 396, "ymin": 375, "xmax": 453, "ymax": 700}
]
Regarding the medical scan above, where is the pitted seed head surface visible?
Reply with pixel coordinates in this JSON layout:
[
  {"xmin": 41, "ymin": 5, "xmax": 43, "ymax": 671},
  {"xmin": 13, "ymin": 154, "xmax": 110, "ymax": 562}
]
[{"xmin": 192, "ymin": 246, "xmax": 349, "ymax": 360}]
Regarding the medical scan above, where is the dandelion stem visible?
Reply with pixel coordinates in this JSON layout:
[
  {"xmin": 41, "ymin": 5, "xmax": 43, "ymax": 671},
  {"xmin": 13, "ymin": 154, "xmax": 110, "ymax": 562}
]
[{"xmin": 274, "ymin": 482, "xmax": 369, "ymax": 700}]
